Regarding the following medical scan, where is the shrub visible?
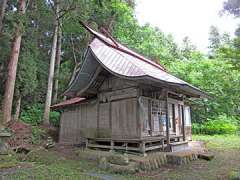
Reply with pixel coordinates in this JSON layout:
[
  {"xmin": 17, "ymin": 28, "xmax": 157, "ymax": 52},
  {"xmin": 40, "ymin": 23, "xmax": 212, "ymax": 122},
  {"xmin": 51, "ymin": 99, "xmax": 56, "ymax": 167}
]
[
  {"xmin": 21, "ymin": 104, "xmax": 43, "ymax": 125},
  {"xmin": 192, "ymin": 114, "xmax": 238, "ymax": 135},
  {"xmin": 21, "ymin": 103, "xmax": 60, "ymax": 127},
  {"xmin": 31, "ymin": 126, "xmax": 47, "ymax": 145},
  {"xmin": 49, "ymin": 111, "xmax": 61, "ymax": 127}
]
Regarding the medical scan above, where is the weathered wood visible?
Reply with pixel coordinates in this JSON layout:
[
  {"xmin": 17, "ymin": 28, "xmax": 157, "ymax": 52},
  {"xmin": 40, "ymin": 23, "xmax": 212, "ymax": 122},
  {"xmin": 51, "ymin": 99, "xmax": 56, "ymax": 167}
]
[
  {"xmin": 99, "ymin": 87, "xmax": 138, "ymax": 102},
  {"xmin": 111, "ymin": 98, "xmax": 138, "ymax": 139},
  {"xmin": 59, "ymin": 80, "xmax": 190, "ymax": 153},
  {"xmin": 59, "ymin": 102, "xmax": 98, "ymax": 144},
  {"xmin": 166, "ymin": 91, "xmax": 170, "ymax": 145},
  {"xmin": 99, "ymin": 76, "xmax": 138, "ymax": 91},
  {"xmin": 98, "ymin": 102, "xmax": 111, "ymax": 138},
  {"xmin": 181, "ymin": 105, "xmax": 186, "ymax": 141}
]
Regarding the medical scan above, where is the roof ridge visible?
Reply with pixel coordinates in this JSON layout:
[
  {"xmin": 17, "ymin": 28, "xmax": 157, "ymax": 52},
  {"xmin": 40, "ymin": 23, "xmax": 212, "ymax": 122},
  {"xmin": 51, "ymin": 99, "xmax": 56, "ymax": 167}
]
[{"xmin": 79, "ymin": 21, "xmax": 166, "ymax": 72}]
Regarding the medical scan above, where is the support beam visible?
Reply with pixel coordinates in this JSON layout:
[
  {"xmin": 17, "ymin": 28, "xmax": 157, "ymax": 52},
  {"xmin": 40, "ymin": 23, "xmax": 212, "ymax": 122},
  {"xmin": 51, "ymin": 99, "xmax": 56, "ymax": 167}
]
[
  {"xmin": 166, "ymin": 91, "xmax": 170, "ymax": 146},
  {"xmin": 96, "ymin": 99, "xmax": 100, "ymax": 137},
  {"xmin": 181, "ymin": 105, "xmax": 186, "ymax": 141}
]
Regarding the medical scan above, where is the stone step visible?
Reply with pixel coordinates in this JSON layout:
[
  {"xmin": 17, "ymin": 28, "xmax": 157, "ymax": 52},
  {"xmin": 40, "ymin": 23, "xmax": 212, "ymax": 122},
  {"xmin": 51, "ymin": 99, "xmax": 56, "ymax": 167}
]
[
  {"xmin": 170, "ymin": 141, "xmax": 189, "ymax": 152},
  {"xmin": 135, "ymin": 153, "xmax": 168, "ymax": 171},
  {"xmin": 166, "ymin": 151, "xmax": 198, "ymax": 165},
  {"xmin": 198, "ymin": 152, "xmax": 214, "ymax": 161}
]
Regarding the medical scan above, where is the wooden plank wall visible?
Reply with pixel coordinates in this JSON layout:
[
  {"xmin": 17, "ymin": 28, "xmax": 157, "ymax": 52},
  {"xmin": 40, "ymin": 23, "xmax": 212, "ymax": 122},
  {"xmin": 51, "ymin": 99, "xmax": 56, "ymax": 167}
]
[
  {"xmin": 59, "ymin": 108, "xmax": 78, "ymax": 144},
  {"xmin": 59, "ymin": 76, "xmax": 140, "ymax": 144},
  {"xmin": 98, "ymin": 102, "xmax": 111, "ymax": 138},
  {"xmin": 59, "ymin": 102, "xmax": 98, "ymax": 145},
  {"xmin": 99, "ymin": 76, "xmax": 140, "ymax": 139},
  {"xmin": 111, "ymin": 98, "xmax": 138, "ymax": 139}
]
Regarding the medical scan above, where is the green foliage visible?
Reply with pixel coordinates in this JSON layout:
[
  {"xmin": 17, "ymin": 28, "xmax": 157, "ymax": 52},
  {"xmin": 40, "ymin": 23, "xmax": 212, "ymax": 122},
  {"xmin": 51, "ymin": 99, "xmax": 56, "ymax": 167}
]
[
  {"xmin": 49, "ymin": 111, "xmax": 61, "ymax": 127},
  {"xmin": 21, "ymin": 104, "xmax": 43, "ymax": 125},
  {"xmin": 21, "ymin": 104, "xmax": 60, "ymax": 126},
  {"xmin": 192, "ymin": 114, "xmax": 238, "ymax": 135},
  {"xmin": 229, "ymin": 170, "xmax": 240, "ymax": 180},
  {"xmin": 169, "ymin": 58, "xmax": 240, "ymax": 122}
]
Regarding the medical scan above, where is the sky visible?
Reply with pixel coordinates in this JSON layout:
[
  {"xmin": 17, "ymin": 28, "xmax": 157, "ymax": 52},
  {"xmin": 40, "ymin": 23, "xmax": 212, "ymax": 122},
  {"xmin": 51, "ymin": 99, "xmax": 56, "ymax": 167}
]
[{"xmin": 135, "ymin": 0, "xmax": 239, "ymax": 52}]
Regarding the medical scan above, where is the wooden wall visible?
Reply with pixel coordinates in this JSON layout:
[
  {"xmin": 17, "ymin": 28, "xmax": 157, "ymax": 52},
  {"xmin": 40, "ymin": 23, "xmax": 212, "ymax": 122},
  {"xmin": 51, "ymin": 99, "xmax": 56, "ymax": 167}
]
[
  {"xmin": 59, "ymin": 75, "xmax": 192, "ymax": 145},
  {"xmin": 59, "ymin": 77, "xmax": 140, "ymax": 144},
  {"xmin": 59, "ymin": 102, "xmax": 98, "ymax": 145},
  {"xmin": 111, "ymin": 98, "xmax": 139, "ymax": 139}
]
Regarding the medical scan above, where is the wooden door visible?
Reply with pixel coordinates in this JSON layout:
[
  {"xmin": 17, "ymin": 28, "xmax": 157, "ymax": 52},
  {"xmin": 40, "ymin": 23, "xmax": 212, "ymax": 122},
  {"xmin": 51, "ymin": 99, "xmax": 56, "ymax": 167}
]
[{"xmin": 111, "ymin": 98, "xmax": 138, "ymax": 139}]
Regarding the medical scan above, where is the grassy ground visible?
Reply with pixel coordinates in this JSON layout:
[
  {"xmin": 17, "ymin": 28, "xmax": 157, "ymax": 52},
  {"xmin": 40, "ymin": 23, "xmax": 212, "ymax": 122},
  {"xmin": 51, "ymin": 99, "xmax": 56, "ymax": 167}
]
[
  {"xmin": 192, "ymin": 134, "xmax": 240, "ymax": 150},
  {"xmin": 151, "ymin": 135, "xmax": 240, "ymax": 180},
  {"xmin": 1, "ymin": 135, "xmax": 240, "ymax": 180}
]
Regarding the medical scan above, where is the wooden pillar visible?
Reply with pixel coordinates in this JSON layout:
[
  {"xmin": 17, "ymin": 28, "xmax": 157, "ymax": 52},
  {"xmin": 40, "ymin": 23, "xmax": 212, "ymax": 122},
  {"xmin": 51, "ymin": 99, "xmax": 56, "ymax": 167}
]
[
  {"xmin": 161, "ymin": 139, "xmax": 165, "ymax": 151},
  {"xmin": 166, "ymin": 91, "xmax": 170, "ymax": 146},
  {"xmin": 181, "ymin": 105, "xmax": 186, "ymax": 141},
  {"xmin": 97, "ymin": 100, "xmax": 100, "ymax": 137},
  {"xmin": 109, "ymin": 101, "xmax": 112, "ymax": 135}
]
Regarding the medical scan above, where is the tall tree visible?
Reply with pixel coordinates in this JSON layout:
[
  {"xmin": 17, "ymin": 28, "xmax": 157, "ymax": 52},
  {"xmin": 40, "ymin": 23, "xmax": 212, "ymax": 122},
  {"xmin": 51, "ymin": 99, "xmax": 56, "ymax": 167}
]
[
  {"xmin": 43, "ymin": 0, "xmax": 60, "ymax": 125},
  {"xmin": 208, "ymin": 26, "xmax": 222, "ymax": 57},
  {"xmin": 0, "ymin": 0, "xmax": 8, "ymax": 32},
  {"xmin": 53, "ymin": 26, "xmax": 62, "ymax": 103},
  {"xmin": 2, "ymin": 0, "xmax": 26, "ymax": 124},
  {"xmin": 181, "ymin": 36, "xmax": 197, "ymax": 60},
  {"xmin": 208, "ymin": 26, "xmax": 221, "ymax": 50}
]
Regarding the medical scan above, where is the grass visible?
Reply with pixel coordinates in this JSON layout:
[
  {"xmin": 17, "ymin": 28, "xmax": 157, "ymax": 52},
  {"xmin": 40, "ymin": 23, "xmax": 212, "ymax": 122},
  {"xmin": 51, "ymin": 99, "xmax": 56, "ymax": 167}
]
[
  {"xmin": 192, "ymin": 134, "xmax": 240, "ymax": 150},
  {"xmin": 1, "ymin": 149, "xmax": 146, "ymax": 180},
  {"xmin": 1, "ymin": 135, "xmax": 240, "ymax": 179},
  {"xmin": 151, "ymin": 135, "xmax": 240, "ymax": 180},
  {"xmin": 0, "ymin": 154, "xmax": 19, "ymax": 169}
]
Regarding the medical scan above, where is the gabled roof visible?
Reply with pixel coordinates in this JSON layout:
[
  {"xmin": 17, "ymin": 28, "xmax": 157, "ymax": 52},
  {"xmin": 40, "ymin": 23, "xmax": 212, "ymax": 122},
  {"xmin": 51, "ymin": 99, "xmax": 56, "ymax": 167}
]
[{"xmin": 63, "ymin": 22, "xmax": 207, "ymax": 98}]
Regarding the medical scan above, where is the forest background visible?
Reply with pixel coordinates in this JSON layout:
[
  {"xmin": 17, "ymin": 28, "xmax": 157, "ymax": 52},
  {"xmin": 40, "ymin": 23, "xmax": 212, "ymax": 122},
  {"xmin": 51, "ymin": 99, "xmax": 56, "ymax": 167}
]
[{"xmin": 0, "ymin": 0, "xmax": 240, "ymax": 135}]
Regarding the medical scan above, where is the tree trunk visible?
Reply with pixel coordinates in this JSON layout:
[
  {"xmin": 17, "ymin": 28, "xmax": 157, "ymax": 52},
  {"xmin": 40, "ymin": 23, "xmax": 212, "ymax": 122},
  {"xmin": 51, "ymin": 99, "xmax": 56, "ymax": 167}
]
[
  {"xmin": 68, "ymin": 33, "xmax": 79, "ymax": 86},
  {"xmin": 43, "ymin": 0, "xmax": 60, "ymax": 125},
  {"xmin": 53, "ymin": 25, "xmax": 62, "ymax": 103},
  {"xmin": 0, "ymin": 0, "xmax": 8, "ymax": 32},
  {"xmin": 1, "ymin": 0, "xmax": 26, "ymax": 124},
  {"xmin": 14, "ymin": 90, "xmax": 21, "ymax": 121}
]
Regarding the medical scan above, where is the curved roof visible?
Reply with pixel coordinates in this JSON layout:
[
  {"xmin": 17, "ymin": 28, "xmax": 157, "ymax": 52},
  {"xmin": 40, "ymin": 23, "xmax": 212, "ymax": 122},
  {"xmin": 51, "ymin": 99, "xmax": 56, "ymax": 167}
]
[
  {"xmin": 64, "ymin": 23, "xmax": 206, "ymax": 98},
  {"xmin": 90, "ymin": 38, "xmax": 188, "ymax": 84}
]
